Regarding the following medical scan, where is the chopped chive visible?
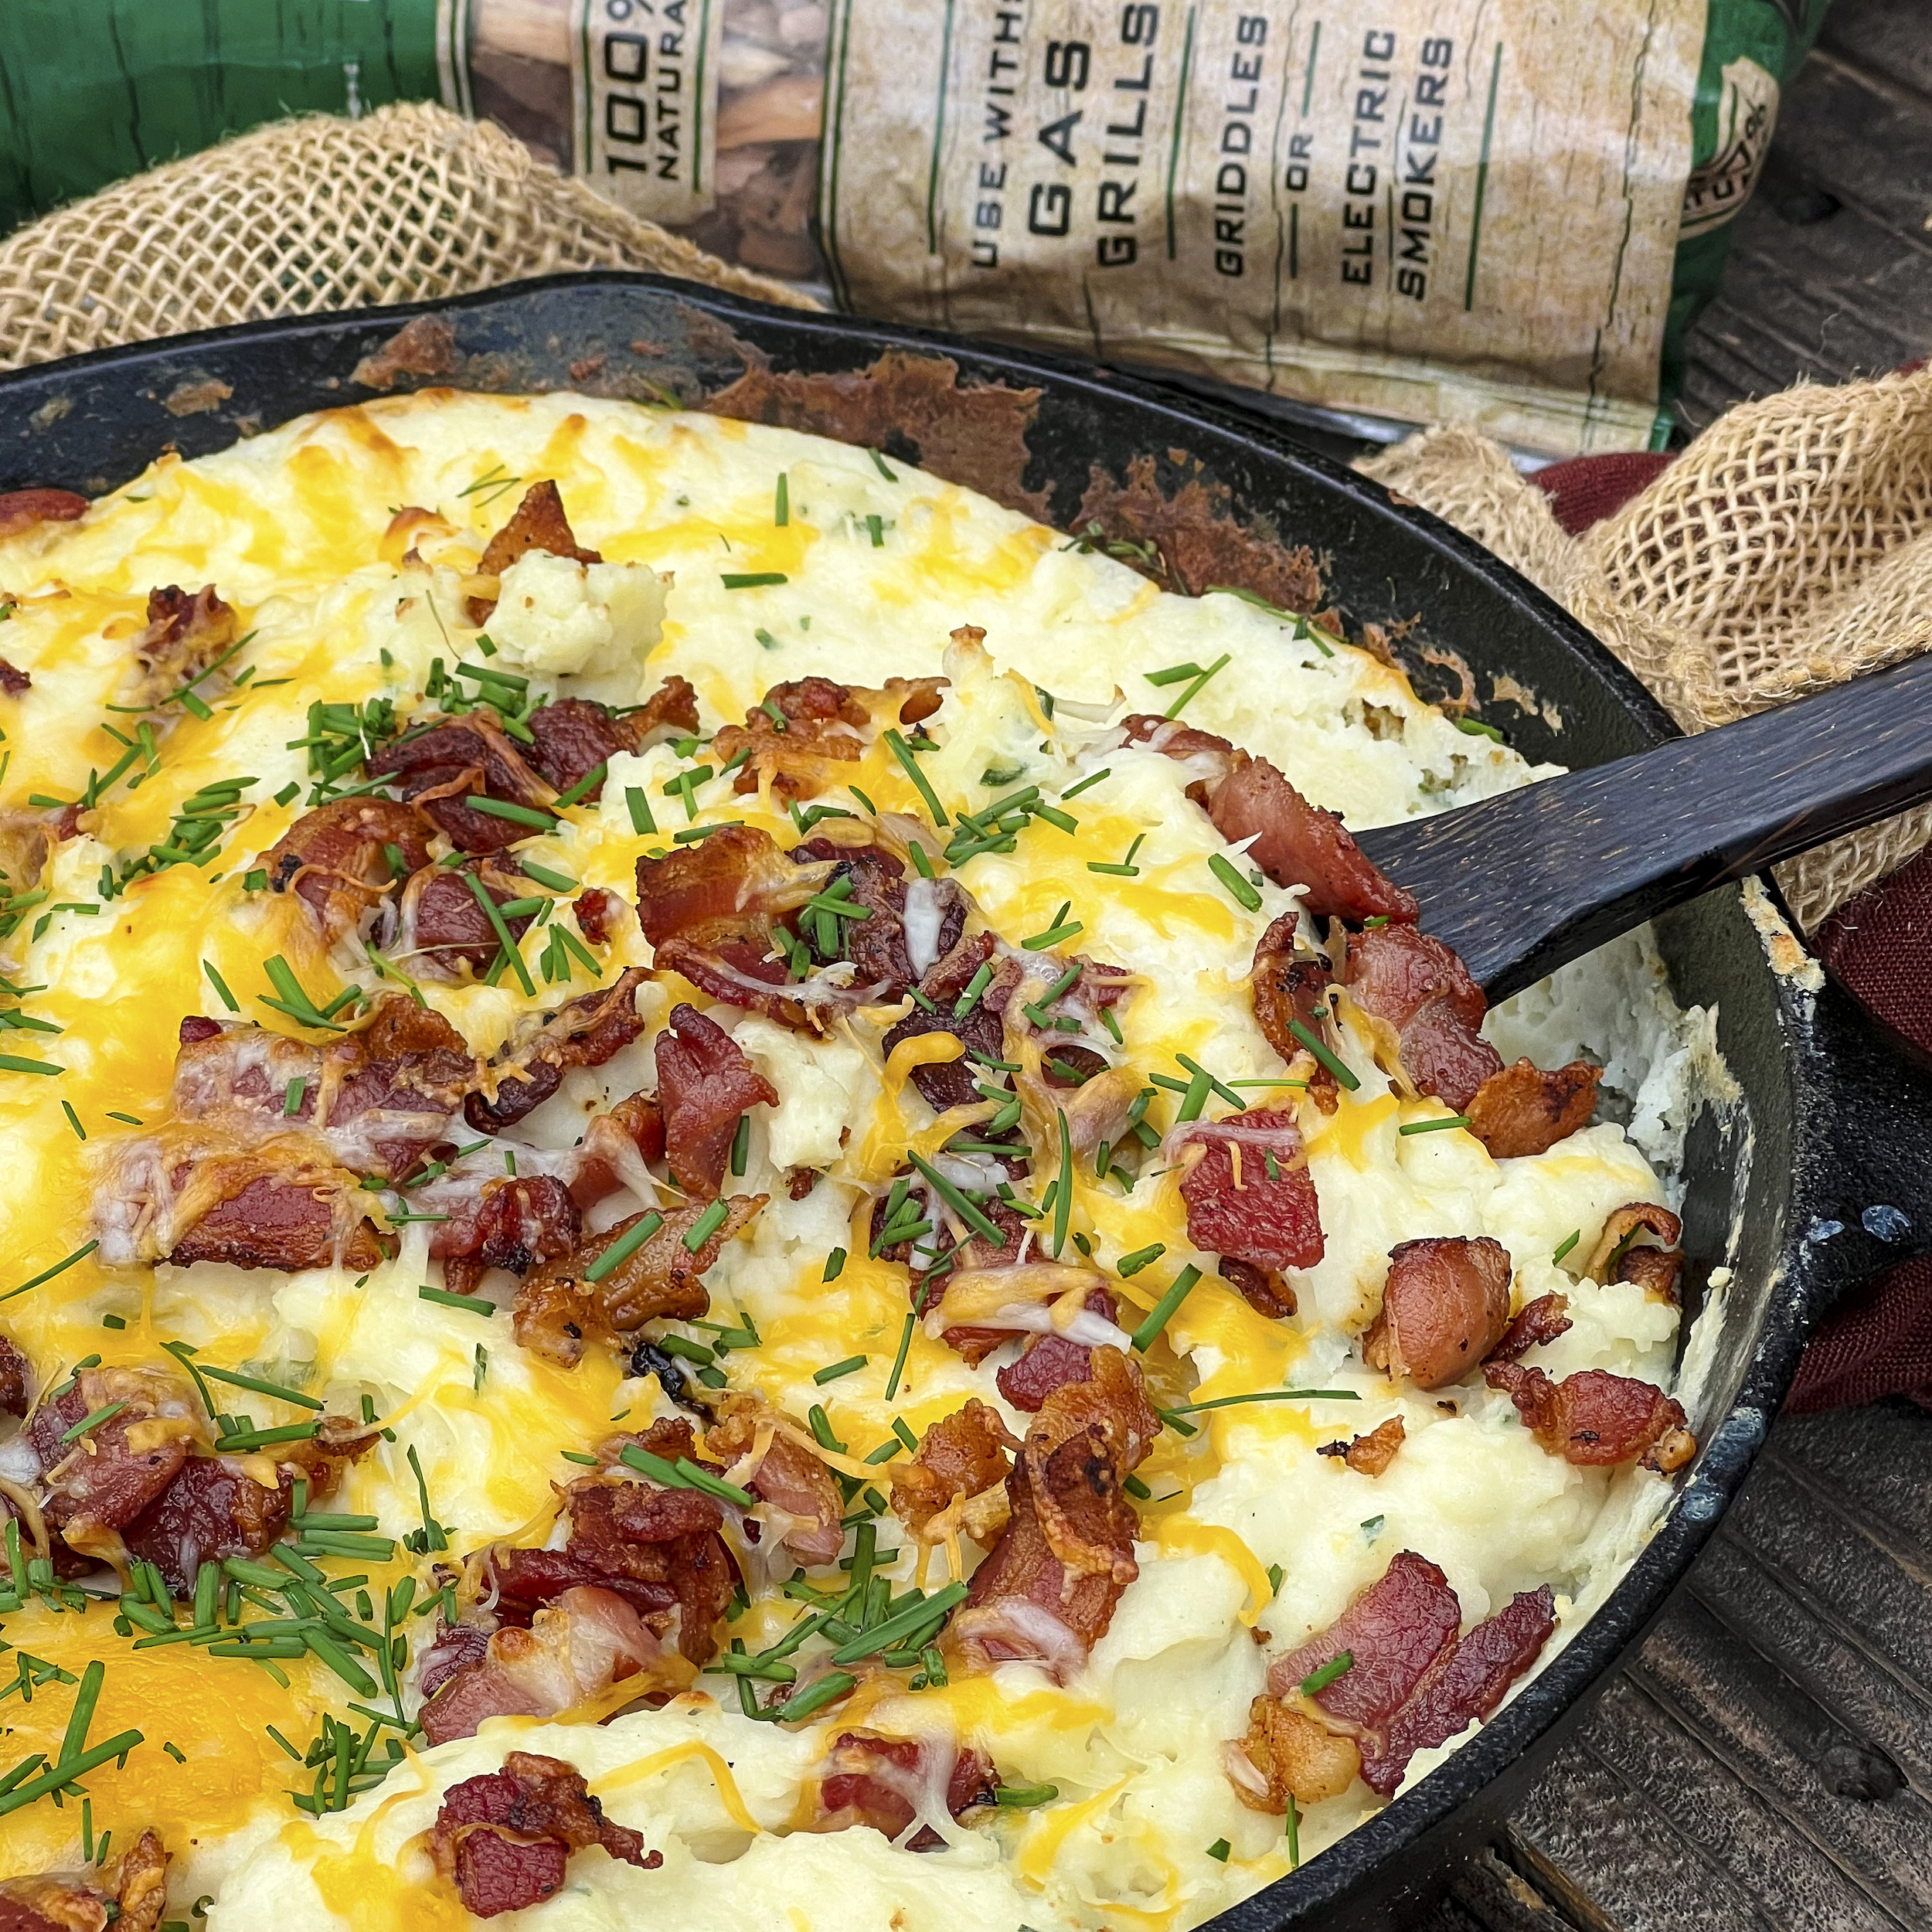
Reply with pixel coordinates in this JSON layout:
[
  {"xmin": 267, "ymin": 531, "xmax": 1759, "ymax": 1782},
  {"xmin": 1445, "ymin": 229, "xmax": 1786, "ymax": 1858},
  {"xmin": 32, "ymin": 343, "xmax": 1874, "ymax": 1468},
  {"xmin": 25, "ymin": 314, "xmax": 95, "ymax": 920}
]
[
  {"xmin": 1060, "ymin": 767, "xmax": 1111, "ymax": 800},
  {"xmin": 868, "ymin": 450, "xmax": 896, "ymax": 481},
  {"xmin": 1454, "ymin": 716, "xmax": 1505, "ymax": 742},
  {"xmin": 1032, "ymin": 804, "xmax": 1077, "ymax": 834},
  {"xmin": 1287, "ymin": 1794, "xmax": 1301, "ymax": 1869},
  {"xmin": 683, "ymin": 1199, "xmax": 730, "ymax": 1252},
  {"xmin": 418, "ymin": 1285, "xmax": 495, "ymax": 1316},
  {"xmin": 822, "ymin": 1248, "xmax": 847, "ymax": 1283},
  {"xmin": 1268, "ymin": 1562, "xmax": 1285, "ymax": 1593},
  {"xmin": 283, "ymin": 1075, "xmax": 306, "ymax": 1119},
  {"xmin": 584, "ymin": 1213, "xmax": 667, "ymax": 1284},
  {"xmin": 551, "ymin": 763, "xmax": 607, "ymax": 810},
  {"xmin": 274, "ymin": 781, "xmax": 301, "ymax": 807},
  {"xmin": 992, "ymin": 1781, "xmax": 1060, "ymax": 1808},
  {"xmin": 813, "ymin": 1355, "xmax": 867, "ymax": 1386},
  {"xmin": 1398, "ymin": 1114, "xmax": 1472, "ymax": 1135},
  {"xmin": 952, "ymin": 962, "xmax": 995, "ymax": 1017},
  {"xmin": 0, "ymin": 1240, "xmax": 98, "ymax": 1305},
  {"xmin": 1300, "ymin": 1650, "xmax": 1355, "ymax": 1697},
  {"xmin": 1551, "ymin": 1230, "xmax": 1583, "ymax": 1267},
  {"xmin": 676, "ymin": 1457, "xmax": 756, "ymax": 1508},
  {"xmin": 1124, "ymin": 1473, "xmax": 1151, "ymax": 1499},
  {"xmin": 60, "ymin": 1101, "xmax": 84, "ymax": 1141},
  {"xmin": 1129, "ymin": 1265, "xmax": 1202, "ymax": 1351},
  {"xmin": 1087, "ymin": 859, "xmax": 1141, "ymax": 876},
  {"xmin": 829, "ymin": 1582, "xmax": 969, "ymax": 1663},
  {"xmin": 906, "ymin": 1152, "xmax": 1003, "ymax": 1246},
  {"xmin": 625, "ymin": 786, "xmax": 657, "ymax": 835},
  {"xmin": 203, "ymin": 961, "xmax": 240, "ymax": 1013},
  {"xmin": 1285, "ymin": 1017, "xmax": 1360, "ymax": 1091},
  {"xmin": 1021, "ymin": 903, "xmax": 1081, "ymax": 951},
  {"xmin": 1209, "ymin": 852, "xmax": 1263, "ymax": 911},
  {"xmin": 721, "ymin": 572, "xmax": 788, "ymax": 590},
  {"xmin": 1162, "ymin": 1387, "xmax": 1361, "ymax": 1416},
  {"xmin": 1207, "ymin": 1838, "xmax": 1232, "ymax": 1862},
  {"xmin": 1175, "ymin": 1053, "xmax": 1244, "ymax": 1109},
  {"xmin": 60, "ymin": 1400, "xmax": 128, "ymax": 1445},
  {"xmin": 866, "ymin": 514, "xmax": 885, "ymax": 547},
  {"xmin": 774, "ymin": 473, "xmax": 790, "ymax": 526},
  {"xmin": 1051, "ymin": 1110, "xmax": 1073, "ymax": 1258},
  {"xmin": 518, "ymin": 860, "xmax": 577, "ymax": 892},
  {"xmin": 105, "ymin": 1111, "xmax": 142, "ymax": 1124},
  {"xmin": 464, "ymin": 795, "xmax": 556, "ymax": 830},
  {"xmin": 864, "ymin": 1438, "xmax": 902, "ymax": 1464},
  {"xmin": 199, "ymin": 1364, "xmax": 324, "ymax": 1410},
  {"xmin": 775, "ymin": 1671, "xmax": 856, "ymax": 1723},
  {"xmin": 1144, "ymin": 661, "xmax": 1203, "ymax": 687},
  {"xmin": 884, "ymin": 1312, "xmax": 916, "ymax": 1402},
  {"xmin": 1164, "ymin": 651, "xmax": 1232, "ymax": 720},
  {"xmin": 462, "ymin": 873, "xmax": 536, "ymax": 996},
  {"xmin": 882, "ymin": 730, "xmax": 948, "ymax": 826},
  {"xmin": 730, "ymin": 1112, "xmax": 751, "ymax": 1179},
  {"xmin": 1116, "ymin": 1242, "xmax": 1165, "ymax": 1277},
  {"xmin": 892, "ymin": 1417, "xmax": 920, "ymax": 1454}
]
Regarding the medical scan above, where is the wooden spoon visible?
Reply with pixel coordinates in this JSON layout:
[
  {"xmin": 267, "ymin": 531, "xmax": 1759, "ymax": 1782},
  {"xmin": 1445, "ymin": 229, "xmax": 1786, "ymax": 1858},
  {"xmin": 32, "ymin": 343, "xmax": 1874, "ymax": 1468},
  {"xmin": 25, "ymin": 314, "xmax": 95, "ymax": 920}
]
[{"xmin": 1352, "ymin": 652, "xmax": 1932, "ymax": 1002}]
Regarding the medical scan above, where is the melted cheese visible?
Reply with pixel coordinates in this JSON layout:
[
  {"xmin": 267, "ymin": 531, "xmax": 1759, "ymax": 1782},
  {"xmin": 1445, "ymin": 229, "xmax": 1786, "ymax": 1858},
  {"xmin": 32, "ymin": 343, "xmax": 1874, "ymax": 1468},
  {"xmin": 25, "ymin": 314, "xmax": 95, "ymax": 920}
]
[{"xmin": 0, "ymin": 389, "xmax": 1714, "ymax": 1930}]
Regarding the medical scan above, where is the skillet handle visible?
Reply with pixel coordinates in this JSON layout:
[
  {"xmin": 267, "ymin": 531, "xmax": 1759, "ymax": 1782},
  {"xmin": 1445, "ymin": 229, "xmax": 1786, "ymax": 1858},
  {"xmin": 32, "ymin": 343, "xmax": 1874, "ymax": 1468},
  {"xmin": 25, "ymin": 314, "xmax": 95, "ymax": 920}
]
[{"xmin": 1784, "ymin": 968, "xmax": 1932, "ymax": 1316}]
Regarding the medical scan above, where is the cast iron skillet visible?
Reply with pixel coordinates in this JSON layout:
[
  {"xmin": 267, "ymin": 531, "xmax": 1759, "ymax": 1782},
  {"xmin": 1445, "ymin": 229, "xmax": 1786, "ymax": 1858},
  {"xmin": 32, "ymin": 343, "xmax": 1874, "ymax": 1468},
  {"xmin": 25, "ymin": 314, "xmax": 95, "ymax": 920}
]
[{"xmin": 4, "ymin": 273, "xmax": 1930, "ymax": 1930}]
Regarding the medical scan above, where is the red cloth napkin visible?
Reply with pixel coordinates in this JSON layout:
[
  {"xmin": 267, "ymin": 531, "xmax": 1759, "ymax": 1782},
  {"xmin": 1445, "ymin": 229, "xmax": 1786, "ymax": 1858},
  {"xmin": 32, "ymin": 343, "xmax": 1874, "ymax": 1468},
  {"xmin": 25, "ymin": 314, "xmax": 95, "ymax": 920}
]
[{"xmin": 1530, "ymin": 455, "xmax": 1928, "ymax": 1412}]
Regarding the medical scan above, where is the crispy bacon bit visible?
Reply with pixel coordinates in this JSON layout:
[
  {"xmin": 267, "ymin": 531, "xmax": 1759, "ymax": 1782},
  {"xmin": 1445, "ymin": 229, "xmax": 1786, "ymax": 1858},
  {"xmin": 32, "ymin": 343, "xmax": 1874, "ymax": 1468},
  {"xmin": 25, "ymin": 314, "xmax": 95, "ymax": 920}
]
[
  {"xmin": 526, "ymin": 680, "xmax": 699, "ymax": 798},
  {"xmin": 429, "ymin": 1750, "xmax": 652, "ymax": 1918},
  {"xmin": 512, "ymin": 1196, "xmax": 762, "ymax": 1366},
  {"xmin": 924, "ymin": 1198, "xmax": 1038, "ymax": 1366},
  {"xmin": 1584, "ymin": 1202, "xmax": 1685, "ymax": 1292},
  {"xmin": 29, "ymin": 1369, "xmax": 197, "ymax": 1537},
  {"xmin": 467, "ymin": 481, "xmax": 603, "ymax": 624},
  {"xmin": 1465, "ymin": 1058, "xmax": 1603, "ymax": 1160},
  {"xmin": 996, "ymin": 1288, "xmax": 1118, "ymax": 1411},
  {"xmin": 1177, "ymin": 1107, "xmax": 1324, "ymax": 1275},
  {"xmin": 815, "ymin": 1733, "xmax": 998, "ymax": 1846},
  {"xmin": 0, "ymin": 1337, "xmax": 30, "ymax": 1418},
  {"xmin": 0, "ymin": 811, "xmax": 50, "ymax": 907},
  {"xmin": 1488, "ymin": 1292, "xmax": 1572, "ymax": 1365},
  {"xmin": 0, "ymin": 659, "xmax": 29, "ymax": 697},
  {"xmin": 567, "ymin": 1093, "xmax": 668, "ymax": 1206},
  {"xmin": 1366, "ymin": 1236, "xmax": 1513, "ymax": 1390},
  {"xmin": 366, "ymin": 712, "xmax": 557, "ymax": 854},
  {"xmin": 128, "ymin": 585, "xmax": 239, "ymax": 707},
  {"xmin": 265, "ymin": 798, "xmax": 430, "ymax": 941},
  {"xmin": 707, "ymin": 1396, "xmax": 845, "ymax": 1565},
  {"xmin": 165, "ymin": 1154, "xmax": 393, "ymax": 1273},
  {"xmin": 574, "ymin": 886, "xmax": 622, "ymax": 947},
  {"xmin": 1356, "ymin": 1586, "xmax": 1557, "ymax": 1794},
  {"xmin": 1317, "ymin": 1415, "xmax": 1406, "ymax": 1475},
  {"xmin": 434, "ymin": 1176, "xmax": 582, "ymax": 1298},
  {"xmin": 1250, "ymin": 913, "xmax": 1333, "ymax": 1060},
  {"xmin": 1218, "ymin": 1257, "xmax": 1298, "ymax": 1319},
  {"xmin": 1485, "ymin": 1362, "xmax": 1697, "ymax": 1472},
  {"xmin": 713, "ymin": 675, "xmax": 947, "ymax": 802},
  {"xmin": 892, "ymin": 1399, "xmax": 1015, "ymax": 1556},
  {"xmin": 393, "ymin": 854, "xmax": 535, "ymax": 978},
  {"xmin": 954, "ymin": 1348, "xmax": 1156, "ymax": 1677},
  {"xmin": 1345, "ymin": 923, "xmax": 1501, "ymax": 1110},
  {"xmin": 1230, "ymin": 1696, "xmax": 1362, "ymax": 1812},
  {"xmin": 791, "ymin": 833, "xmax": 970, "ymax": 999},
  {"xmin": 1125, "ymin": 716, "xmax": 1415, "ymax": 921},
  {"xmin": 0, "ymin": 488, "xmax": 89, "ymax": 539},
  {"xmin": 0, "ymin": 1830, "xmax": 172, "ymax": 1932},
  {"xmin": 464, "ymin": 968, "xmax": 650, "ymax": 1132},
  {"xmin": 655, "ymin": 1003, "xmax": 777, "ymax": 1195}
]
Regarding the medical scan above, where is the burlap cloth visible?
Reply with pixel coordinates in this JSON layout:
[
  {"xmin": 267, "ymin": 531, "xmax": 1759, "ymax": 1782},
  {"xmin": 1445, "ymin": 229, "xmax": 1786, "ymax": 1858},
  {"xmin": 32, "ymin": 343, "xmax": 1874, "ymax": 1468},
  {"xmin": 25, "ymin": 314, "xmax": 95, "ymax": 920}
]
[{"xmin": 2, "ymin": 103, "xmax": 1927, "ymax": 1400}]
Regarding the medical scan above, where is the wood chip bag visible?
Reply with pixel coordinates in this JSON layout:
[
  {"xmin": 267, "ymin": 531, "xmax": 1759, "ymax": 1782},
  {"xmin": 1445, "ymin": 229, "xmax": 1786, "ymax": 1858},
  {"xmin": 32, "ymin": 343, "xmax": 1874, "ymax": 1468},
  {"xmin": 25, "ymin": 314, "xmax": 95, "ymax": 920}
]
[{"xmin": 0, "ymin": 0, "xmax": 1826, "ymax": 454}]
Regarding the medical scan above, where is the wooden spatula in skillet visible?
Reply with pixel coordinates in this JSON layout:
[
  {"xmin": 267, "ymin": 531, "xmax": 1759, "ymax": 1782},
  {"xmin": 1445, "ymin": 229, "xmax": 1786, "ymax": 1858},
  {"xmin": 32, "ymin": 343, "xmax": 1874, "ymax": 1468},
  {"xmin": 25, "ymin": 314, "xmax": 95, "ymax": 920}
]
[{"xmin": 1351, "ymin": 651, "xmax": 1932, "ymax": 1003}]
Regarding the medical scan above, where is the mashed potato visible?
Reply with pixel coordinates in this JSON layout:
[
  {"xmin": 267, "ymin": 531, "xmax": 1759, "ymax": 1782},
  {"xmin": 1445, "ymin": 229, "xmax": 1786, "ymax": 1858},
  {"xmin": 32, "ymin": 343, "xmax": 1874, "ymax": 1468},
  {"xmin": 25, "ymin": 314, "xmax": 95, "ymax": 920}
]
[{"xmin": 0, "ymin": 391, "xmax": 1713, "ymax": 1930}]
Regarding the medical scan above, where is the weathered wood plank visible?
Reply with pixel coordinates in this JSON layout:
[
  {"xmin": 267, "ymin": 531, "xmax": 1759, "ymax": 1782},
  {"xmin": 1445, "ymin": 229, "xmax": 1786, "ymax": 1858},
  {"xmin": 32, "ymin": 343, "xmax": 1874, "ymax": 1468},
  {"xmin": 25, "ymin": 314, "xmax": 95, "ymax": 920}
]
[
  {"xmin": 1760, "ymin": 48, "xmax": 1932, "ymax": 245},
  {"xmin": 1818, "ymin": 0, "xmax": 1932, "ymax": 102}
]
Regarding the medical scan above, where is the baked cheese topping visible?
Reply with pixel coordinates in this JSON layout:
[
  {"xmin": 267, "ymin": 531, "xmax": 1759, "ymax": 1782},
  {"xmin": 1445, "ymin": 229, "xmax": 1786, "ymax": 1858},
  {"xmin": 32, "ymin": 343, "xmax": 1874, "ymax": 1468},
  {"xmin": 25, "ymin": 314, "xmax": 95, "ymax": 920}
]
[{"xmin": 0, "ymin": 392, "xmax": 1708, "ymax": 1931}]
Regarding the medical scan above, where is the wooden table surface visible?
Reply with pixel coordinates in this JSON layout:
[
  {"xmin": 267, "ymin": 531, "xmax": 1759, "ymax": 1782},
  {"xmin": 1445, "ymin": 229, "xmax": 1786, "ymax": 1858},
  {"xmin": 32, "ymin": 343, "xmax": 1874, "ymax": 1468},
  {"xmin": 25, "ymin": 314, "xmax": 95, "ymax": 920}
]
[{"xmin": 1424, "ymin": 4, "xmax": 1932, "ymax": 1925}]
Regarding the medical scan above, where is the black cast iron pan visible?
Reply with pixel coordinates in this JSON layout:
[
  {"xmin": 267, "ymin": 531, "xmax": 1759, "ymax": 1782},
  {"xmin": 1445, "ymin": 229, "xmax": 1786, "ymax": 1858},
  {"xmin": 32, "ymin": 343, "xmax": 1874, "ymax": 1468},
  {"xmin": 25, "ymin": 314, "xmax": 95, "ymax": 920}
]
[{"xmin": 3, "ymin": 272, "xmax": 1930, "ymax": 1930}]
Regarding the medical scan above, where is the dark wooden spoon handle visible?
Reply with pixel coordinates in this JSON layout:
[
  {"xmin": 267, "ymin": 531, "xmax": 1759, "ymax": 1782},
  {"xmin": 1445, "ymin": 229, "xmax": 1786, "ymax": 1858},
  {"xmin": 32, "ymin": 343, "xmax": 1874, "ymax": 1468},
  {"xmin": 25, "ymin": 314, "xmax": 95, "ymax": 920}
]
[{"xmin": 1354, "ymin": 650, "xmax": 1932, "ymax": 1002}]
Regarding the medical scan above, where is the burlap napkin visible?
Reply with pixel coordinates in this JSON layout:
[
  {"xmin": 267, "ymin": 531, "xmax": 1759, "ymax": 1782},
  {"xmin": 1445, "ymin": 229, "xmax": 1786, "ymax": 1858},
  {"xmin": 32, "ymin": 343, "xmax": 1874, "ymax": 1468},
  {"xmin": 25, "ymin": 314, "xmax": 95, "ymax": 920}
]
[{"xmin": 5, "ymin": 100, "xmax": 1930, "ymax": 932}]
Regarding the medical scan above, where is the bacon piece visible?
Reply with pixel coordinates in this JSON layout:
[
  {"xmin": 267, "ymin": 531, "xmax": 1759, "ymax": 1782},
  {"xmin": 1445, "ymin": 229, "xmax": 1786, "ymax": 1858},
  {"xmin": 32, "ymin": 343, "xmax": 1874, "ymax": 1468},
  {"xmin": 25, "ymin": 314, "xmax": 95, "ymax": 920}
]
[
  {"xmin": 1345, "ymin": 923, "xmax": 1502, "ymax": 1111},
  {"xmin": 1488, "ymin": 1292, "xmax": 1572, "ymax": 1364},
  {"xmin": 791, "ymin": 835, "xmax": 968, "ymax": 999},
  {"xmin": 417, "ymin": 1587, "xmax": 679, "ymax": 1748},
  {"xmin": 1465, "ymin": 1057, "xmax": 1603, "ymax": 1159},
  {"xmin": 429, "ymin": 1750, "xmax": 652, "ymax": 1918},
  {"xmin": 706, "ymin": 1398, "xmax": 844, "ymax": 1566},
  {"xmin": 0, "ymin": 1337, "xmax": 30, "ymax": 1418},
  {"xmin": 1125, "ymin": 716, "xmax": 1415, "ymax": 921},
  {"xmin": 655, "ymin": 1002, "xmax": 777, "ymax": 1195},
  {"xmin": 1318, "ymin": 1415, "xmax": 1406, "ymax": 1475},
  {"xmin": 996, "ymin": 1288, "xmax": 1118, "ymax": 1411},
  {"xmin": 366, "ymin": 713, "xmax": 557, "ymax": 854},
  {"xmin": 419, "ymin": 1621, "xmax": 492, "ymax": 1703},
  {"xmin": 467, "ymin": 481, "xmax": 603, "ymax": 625},
  {"xmin": 525, "ymin": 681, "xmax": 698, "ymax": 798},
  {"xmin": 891, "ymin": 1398, "xmax": 1015, "ymax": 1549},
  {"xmin": 127, "ymin": 585, "xmax": 238, "ymax": 707},
  {"xmin": 1230, "ymin": 1696, "xmax": 1362, "ymax": 1813},
  {"xmin": 1584, "ymin": 1202, "xmax": 1684, "ymax": 1298},
  {"xmin": 574, "ymin": 886, "xmax": 622, "ymax": 947},
  {"xmin": 433, "ymin": 1176, "xmax": 582, "ymax": 1298},
  {"xmin": 0, "ymin": 1831, "xmax": 171, "ymax": 1932},
  {"xmin": 512, "ymin": 1197, "xmax": 761, "ymax": 1365},
  {"xmin": 1177, "ymin": 1107, "xmax": 1324, "ymax": 1274},
  {"xmin": 1485, "ymin": 1362, "xmax": 1696, "ymax": 1472},
  {"xmin": 954, "ymin": 1348, "xmax": 1155, "ymax": 1677},
  {"xmin": 927, "ymin": 1197, "xmax": 1037, "ymax": 1366},
  {"xmin": 815, "ymin": 1733, "xmax": 998, "ymax": 1847},
  {"xmin": 1270, "ymin": 1549, "xmax": 1462, "ymax": 1730},
  {"xmin": 1217, "ymin": 1256, "xmax": 1298, "ymax": 1319},
  {"xmin": 264, "ymin": 798, "xmax": 430, "ymax": 942},
  {"xmin": 0, "ymin": 488, "xmax": 88, "ymax": 539},
  {"xmin": 0, "ymin": 660, "xmax": 29, "ymax": 697},
  {"xmin": 567, "ymin": 1093, "xmax": 668, "ymax": 1206},
  {"xmin": 392, "ymin": 853, "xmax": 535, "ymax": 978},
  {"xmin": 713, "ymin": 675, "xmax": 946, "ymax": 803},
  {"xmin": 166, "ymin": 1154, "xmax": 393, "ymax": 1272},
  {"xmin": 1250, "ymin": 913, "xmax": 1333, "ymax": 1063},
  {"xmin": 464, "ymin": 968, "xmax": 650, "ymax": 1132},
  {"xmin": 1366, "ymin": 1236, "xmax": 1513, "ymax": 1390},
  {"xmin": 1355, "ymin": 1587, "xmax": 1556, "ymax": 1795},
  {"xmin": 29, "ymin": 1369, "xmax": 196, "ymax": 1538}
]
